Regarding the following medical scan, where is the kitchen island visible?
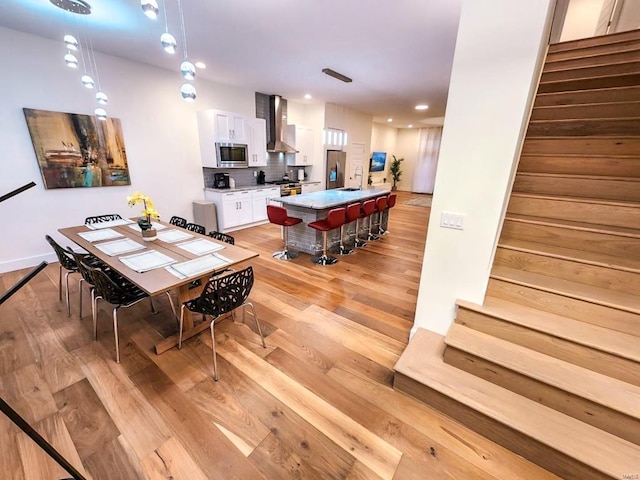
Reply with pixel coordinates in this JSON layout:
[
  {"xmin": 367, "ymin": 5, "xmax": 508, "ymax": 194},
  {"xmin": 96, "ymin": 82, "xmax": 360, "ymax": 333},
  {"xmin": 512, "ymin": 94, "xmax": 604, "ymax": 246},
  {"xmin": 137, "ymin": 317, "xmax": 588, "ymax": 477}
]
[{"xmin": 277, "ymin": 187, "xmax": 390, "ymax": 255}]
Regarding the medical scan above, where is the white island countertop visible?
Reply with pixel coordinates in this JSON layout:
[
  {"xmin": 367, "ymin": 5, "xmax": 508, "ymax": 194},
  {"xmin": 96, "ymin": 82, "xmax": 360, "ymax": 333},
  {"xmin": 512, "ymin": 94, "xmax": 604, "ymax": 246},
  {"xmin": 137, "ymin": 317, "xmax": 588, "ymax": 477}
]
[{"xmin": 278, "ymin": 187, "xmax": 390, "ymax": 210}]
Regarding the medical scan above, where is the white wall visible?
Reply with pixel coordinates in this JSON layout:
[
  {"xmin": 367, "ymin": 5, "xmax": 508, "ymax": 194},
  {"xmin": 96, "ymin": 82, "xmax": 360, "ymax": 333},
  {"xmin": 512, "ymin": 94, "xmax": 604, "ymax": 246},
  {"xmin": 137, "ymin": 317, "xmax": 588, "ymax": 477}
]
[
  {"xmin": 561, "ymin": 0, "xmax": 607, "ymax": 41},
  {"xmin": 370, "ymin": 124, "xmax": 397, "ymax": 184},
  {"xmin": 395, "ymin": 129, "xmax": 421, "ymax": 192},
  {"xmin": 0, "ymin": 27, "xmax": 255, "ymax": 273},
  {"xmin": 412, "ymin": 0, "xmax": 555, "ymax": 336}
]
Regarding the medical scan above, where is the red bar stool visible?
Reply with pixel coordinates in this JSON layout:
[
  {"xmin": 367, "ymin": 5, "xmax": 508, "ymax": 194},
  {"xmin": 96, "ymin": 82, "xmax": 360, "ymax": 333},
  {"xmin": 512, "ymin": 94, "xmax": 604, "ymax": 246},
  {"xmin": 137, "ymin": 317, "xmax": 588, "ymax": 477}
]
[
  {"xmin": 308, "ymin": 207, "xmax": 346, "ymax": 265},
  {"xmin": 372, "ymin": 195, "xmax": 388, "ymax": 237},
  {"xmin": 267, "ymin": 205, "xmax": 302, "ymax": 260},
  {"xmin": 361, "ymin": 199, "xmax": 378, "ymax": 241},
  {"xmin": 380, "ymin": 193, "xmax": 397, "ymax": 235},
  {"xmin": 346, "ymin": 202, "xmax": 366, "ymax": 249},
  {"xmin": 335, "ymin": 207, "xmax": 354, "ymax": 255}
]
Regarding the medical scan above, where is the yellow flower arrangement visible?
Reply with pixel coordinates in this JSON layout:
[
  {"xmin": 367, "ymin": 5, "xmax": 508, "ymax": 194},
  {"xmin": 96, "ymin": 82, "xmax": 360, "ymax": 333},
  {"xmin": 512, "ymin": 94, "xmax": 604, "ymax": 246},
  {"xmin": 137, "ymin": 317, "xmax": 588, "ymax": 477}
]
[{"xmin": 127, "ymin": 191, "xmax": 160, "ymax": 230}]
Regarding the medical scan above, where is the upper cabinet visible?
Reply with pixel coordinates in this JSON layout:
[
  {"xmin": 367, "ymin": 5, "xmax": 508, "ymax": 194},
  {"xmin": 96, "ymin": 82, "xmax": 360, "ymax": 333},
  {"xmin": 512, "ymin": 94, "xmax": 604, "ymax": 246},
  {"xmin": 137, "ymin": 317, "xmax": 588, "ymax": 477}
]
[
  {"xmin": 286, "ymin": 124, "xmax": 314, "ymax": 166},
  {"xmin": 214, "ymin": 111, "xmax": 247, "ymax": 143},
  {"xmin": 248, "ymin": 118, "xmax": 267, "ymax": 167}
]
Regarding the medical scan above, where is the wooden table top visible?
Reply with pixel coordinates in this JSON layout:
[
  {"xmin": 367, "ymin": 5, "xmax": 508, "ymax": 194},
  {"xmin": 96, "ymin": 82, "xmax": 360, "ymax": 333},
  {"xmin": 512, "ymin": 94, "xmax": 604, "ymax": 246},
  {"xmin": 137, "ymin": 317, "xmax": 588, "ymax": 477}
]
[{"xmin": 59, "ymin": 220, "xmax": 258, "ymax": 296}]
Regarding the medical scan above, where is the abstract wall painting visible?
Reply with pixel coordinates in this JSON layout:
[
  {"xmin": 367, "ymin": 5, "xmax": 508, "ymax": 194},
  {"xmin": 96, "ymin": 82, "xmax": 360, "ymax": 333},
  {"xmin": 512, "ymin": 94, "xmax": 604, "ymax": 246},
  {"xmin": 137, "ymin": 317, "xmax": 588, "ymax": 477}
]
[{"xmin": 23, "ymin": 108, "xmax": 131, "ymax": 189}]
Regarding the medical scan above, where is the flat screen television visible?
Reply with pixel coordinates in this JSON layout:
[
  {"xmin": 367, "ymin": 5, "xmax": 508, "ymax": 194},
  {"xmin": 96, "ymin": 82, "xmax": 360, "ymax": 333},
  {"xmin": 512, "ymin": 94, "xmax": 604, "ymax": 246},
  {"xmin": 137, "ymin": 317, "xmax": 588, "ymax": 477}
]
[{"xmin": 370, "ymin": 151, "xmax": 386, "ymax": 172}]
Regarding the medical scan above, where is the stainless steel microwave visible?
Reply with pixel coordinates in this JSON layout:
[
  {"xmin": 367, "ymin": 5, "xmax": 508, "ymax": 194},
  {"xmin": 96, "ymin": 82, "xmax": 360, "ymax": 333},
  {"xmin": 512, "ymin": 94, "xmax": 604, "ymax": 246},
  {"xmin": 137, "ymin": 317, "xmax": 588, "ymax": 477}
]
[{"xmin": 216, "ymin": 142, "xmax": 248, "ymax": 168}]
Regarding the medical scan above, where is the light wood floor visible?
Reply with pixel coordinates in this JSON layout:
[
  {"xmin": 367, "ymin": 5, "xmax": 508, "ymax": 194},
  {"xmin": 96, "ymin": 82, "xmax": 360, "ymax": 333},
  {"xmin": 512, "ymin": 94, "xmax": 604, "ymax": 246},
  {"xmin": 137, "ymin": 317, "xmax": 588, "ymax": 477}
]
[{"xmin": 0, "ymin": 191, "xmax": 561, "ymax": 480}]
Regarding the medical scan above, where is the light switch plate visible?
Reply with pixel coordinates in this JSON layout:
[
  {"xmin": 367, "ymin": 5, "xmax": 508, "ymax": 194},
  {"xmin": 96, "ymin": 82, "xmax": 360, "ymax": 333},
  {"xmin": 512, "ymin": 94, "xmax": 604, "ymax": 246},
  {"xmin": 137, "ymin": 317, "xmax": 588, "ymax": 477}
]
[{"xmin": 440, "ymin": 211, "xmax": 465, "ymax": 230}]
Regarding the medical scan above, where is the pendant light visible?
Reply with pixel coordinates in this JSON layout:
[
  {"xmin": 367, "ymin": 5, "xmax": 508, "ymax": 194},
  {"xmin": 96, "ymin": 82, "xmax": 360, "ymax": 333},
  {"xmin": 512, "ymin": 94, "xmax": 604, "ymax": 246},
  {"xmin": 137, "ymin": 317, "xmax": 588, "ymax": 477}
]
[
  {"xmin": 64, "ymin": 52, "xmax": 78, "ymax": 68},
  {"xmin": 141, "ymin": 0, "xmax": 159, "ymax": 19},
  {"xmin": 180, "ymin": 83, "xmax": 196, "ymax": 102},
  {"xmin": 159, "ymin": 0, "xmax": 177, "ymax": 54},
  {"xmin": 94, "ymin": 107, "xmax": 107, "ymax": 120},
  {"xmin": 177, "ymin": 0, "xmax": 195, "ymax": 82},
  {"xmin": 64, "ymin": 34, "xmax": 78, "ymax": 50}
]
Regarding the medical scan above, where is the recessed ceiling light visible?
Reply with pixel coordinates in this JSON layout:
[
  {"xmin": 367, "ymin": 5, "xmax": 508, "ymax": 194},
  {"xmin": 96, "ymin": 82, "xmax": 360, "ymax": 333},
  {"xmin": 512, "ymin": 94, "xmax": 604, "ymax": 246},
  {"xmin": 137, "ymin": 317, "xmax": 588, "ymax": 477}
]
[
  {"xmin": 387, "ymin": 118, "xmax": 393, "ymax": 122},
  {"xmin": 304, "ymin": 94, "xmax": 312, "ymax": 100},
  {"xmin": 415, "ymin": 104, "xmax": 429, "ymax": 110},
  {"xmin": 408, "ymin": 124, "xmax": 413, "ymax": 128},
  {"xmin": 195, "ymin": 61, "xmax": 206, "ymax": 69}
]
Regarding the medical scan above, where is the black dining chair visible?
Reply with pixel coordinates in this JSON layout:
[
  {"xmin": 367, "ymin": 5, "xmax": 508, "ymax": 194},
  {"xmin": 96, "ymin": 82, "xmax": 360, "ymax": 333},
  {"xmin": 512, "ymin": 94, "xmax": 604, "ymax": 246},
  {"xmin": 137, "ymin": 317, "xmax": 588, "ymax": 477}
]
[
  {"xmin": 68, "ymin": 249, "xmax": 109, "ymax": 319},
  {"xmin": 84, "ymin": 213, "xmax": 123, "ymax": 225},
  {"xmin": 45, "ymin": 235, "xmax": 79, "ymax": 316},
  {"xmin": 169, "ymin": 216, "xmax": 188, "ymax": 228},
  {"xmin": 178, "ymin": 266, "xmax": 266, "ymax": 381},
  {"xmin": 186, "ymin": 222, "xmax": 206, "ymax": 235},
  {"xmin": 208, "ymin": 231, "xmax": 235, "ymax": 245},
  {"xmin": 81, "ymin": 260, "xmax": 177, "ymax": 363}
]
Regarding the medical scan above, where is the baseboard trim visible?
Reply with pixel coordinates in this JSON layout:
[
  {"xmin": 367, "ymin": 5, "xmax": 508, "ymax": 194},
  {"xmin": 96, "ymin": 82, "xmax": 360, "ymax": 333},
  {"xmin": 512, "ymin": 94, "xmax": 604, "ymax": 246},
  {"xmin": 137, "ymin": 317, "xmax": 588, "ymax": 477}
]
[{"xmin": 0, "ymin": 253, "xmax": 56, "ymax": 274}]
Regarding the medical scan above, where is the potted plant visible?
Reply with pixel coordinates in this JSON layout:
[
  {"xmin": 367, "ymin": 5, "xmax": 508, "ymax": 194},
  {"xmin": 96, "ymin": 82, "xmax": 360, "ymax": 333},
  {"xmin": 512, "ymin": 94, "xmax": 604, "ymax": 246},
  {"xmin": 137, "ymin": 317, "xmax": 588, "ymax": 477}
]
[
  {"xmin": 389, "ymin": 155, "xmax": 404, "ymax": 191},
  {"xmin": 127, "ymin": 191, "xmax": 160, "ymax": 241}
]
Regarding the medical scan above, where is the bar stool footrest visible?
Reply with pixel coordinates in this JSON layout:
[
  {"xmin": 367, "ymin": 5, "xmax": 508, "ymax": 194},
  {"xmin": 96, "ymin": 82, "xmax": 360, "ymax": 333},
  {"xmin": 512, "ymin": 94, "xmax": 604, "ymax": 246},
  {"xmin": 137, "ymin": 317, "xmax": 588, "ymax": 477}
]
[{"xmin": 311, "ymin": 254, "xmax": 337, "ymax": 265}]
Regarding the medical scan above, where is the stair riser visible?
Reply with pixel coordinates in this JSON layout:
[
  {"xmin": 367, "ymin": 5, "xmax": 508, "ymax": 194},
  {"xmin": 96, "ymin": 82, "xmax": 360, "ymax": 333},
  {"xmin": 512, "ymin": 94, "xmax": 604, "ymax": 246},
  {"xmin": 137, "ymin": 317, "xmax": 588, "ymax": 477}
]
[
  {"xmin": 548, "ymin": 30, "xmax": 640, "ymax": 55},
  {"xmin": 527, "ymin": 118, "xmax": 640, "ymax": 137},
  {"xmin": 456, "ymin": 308, "xmax": 640, "ymax": 387},
  {"xmin": 534, "ymin": 86, "xmax": 640, "ymax": 107},
  {"xmin": 507, "ymin": 196, "xmax": 640, "ymax": 229},
  {"xmin": 443, "ymin": 347, "xmax": 640, "ymax": 446},
  {"xmin": 545, "ymin": 49, "xmax": 640, "ymax": 71},
  {"xmin": 522, "ymin": 137, "xmax": 640, "ymax": 156},
  {"xmin": 486, "ymin": 278, "xmax": 640, "ymax": 336},
  {"xmin": 512, "ymin": 175, "xmax": 640, "ymax": 202},
  {"xmin": 541, "ymin": 62, "xmax": 640, "ymax": 82},
  {"xmin": 538, "ymin": 73, "xmax": 640, "ymax": 93},
  {"xmin": 392, "ymin": 373, "xmax": 603, "ymax": 480},
  {"xmin": 531, "ymin": 101, "xmax": 640, "ymax": 120},
  {"xmin": 500, "ymin": 220, "xmax": 640, "ymax": 259},
  {"xmin": 494, "ymin": 248, "xmax": 640, "ymax": 296},
  {"xmin": 518, "ymin": 155, "xmax": 640, "ymax": 177}
]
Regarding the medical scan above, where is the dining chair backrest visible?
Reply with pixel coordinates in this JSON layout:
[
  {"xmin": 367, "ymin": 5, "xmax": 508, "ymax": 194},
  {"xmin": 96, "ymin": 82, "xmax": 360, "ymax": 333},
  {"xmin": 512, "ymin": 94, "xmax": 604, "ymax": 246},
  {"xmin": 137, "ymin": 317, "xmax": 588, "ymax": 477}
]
[
  {"xmin": 68, "ymin": 249, "xmax": 100, "ymax": 286},
  {"xmin": 186, "ymin": 223, "xmax": 206, "ymax": 235},
  {"xmin": 45, "ymin": 235, "xmax": 77, "ymax": 272},
  {"xmin": 266, "ymin": 205, "xmax": 287, "ymax": 226},
  {"xmin": 326, "ymin": 207, "xmax": 346, "ymax": 229},
  {"xmin": 85, "ymin": 214, "xmax": 123, "ymax": 225},
  {"xmin": 169, "ymin": 216, "xmax": 188, "ymax": 228},
  {"xmin": 81, "ymin": 260, "xmax": 142, "ymax": 305},
  {"xmin": 198, "ymin": 266, "xmax": 254, "ymax": 317},
  {"xmin": 208, "ymin": 231, "xmax": 235, "ymax": 245}
]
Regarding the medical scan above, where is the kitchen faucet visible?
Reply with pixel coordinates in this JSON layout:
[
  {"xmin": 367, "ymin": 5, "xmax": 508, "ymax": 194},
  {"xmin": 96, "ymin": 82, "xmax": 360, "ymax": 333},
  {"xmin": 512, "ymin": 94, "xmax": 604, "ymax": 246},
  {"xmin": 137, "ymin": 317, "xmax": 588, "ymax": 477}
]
[{"xmin": 354, "ymin": 164, "xmax": 364, "ymax": 190}]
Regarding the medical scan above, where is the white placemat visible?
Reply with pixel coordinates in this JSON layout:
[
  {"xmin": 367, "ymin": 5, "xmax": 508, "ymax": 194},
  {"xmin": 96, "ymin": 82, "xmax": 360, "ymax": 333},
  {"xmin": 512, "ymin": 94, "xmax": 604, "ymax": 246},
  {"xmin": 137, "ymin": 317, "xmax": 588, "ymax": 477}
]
[
  {"xmin": 85, "ymin": 218, "xmax": 134, "ymax": 230},
  {"xmin": 127, "ymin": 221, "xmax": 167, "ymax": 232},
  {"xmin": 119, "ymin": 250, "xmax": 176, "ymax": 273},
  {"xmin": 176, "ymin": 238, "xmax": 225, "ymax": 255},
  {"xmin": 94, "ymin": 238, "xmax": 146, "ymax": 256},
  {"xmin": 156, "ymin": 229, "xmax": 194, "ymax": 243},
  {"xmin": 165, "ymin": 253, "xmax": 232, "ymax": 279},
  {"xmin": 77, "ymin": 228, "xmax": 124, "ymax": 242}
]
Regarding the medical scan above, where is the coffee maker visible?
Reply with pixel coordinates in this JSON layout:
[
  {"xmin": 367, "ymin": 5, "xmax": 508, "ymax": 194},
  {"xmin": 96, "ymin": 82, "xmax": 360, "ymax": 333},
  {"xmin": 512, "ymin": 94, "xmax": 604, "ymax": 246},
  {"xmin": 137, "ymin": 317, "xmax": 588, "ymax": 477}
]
[
  {"xmin": 257, "ymin": 170, "xmax": 265, "ymax": 185},
  {"xmin": 213, "ymin": 172, "xmax": 230, "ymax": 189}
]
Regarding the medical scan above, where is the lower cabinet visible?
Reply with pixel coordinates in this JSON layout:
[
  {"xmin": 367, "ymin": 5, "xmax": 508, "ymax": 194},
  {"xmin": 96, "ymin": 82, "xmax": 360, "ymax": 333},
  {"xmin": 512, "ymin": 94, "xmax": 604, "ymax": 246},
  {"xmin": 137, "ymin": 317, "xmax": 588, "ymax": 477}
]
[
  {"xmin": 301, "ymin": 182, "xmax": 322, "ymax": 194},
  {"xmin": 204, "ymin": 187, "xmax": 280, "ymax": 232}
]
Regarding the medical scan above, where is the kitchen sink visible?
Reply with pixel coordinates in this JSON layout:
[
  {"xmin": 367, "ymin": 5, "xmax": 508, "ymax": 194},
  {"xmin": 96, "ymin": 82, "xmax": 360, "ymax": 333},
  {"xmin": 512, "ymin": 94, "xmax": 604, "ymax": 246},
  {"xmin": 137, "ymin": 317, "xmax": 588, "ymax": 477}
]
[{"xmin": 340, "ymin": 187, "xmax": 361, "ymax": 191}]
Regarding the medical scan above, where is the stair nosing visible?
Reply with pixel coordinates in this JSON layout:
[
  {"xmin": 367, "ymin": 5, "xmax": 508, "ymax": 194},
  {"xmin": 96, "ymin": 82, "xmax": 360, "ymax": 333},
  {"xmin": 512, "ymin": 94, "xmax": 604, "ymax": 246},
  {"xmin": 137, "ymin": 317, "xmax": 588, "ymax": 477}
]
[
  {"xmin": 394, "ymin": 329, "xmax": 640, "ymax": 476},
  {"xmin": 510, "ymin": 191, "xmax": 640, "ymax": 208},
  {"xmin": 444, "ymin": 324, "xmax": 640, "ymax": 419},
  {"xmin": 545, "ymin": 46, "xmax": 640, "ymax": 66},
  {"xmin": 456, "ymin": 297, "xmax": 640, "ymax": 364},
  {"xmin": 528, "ymin": 116, "xmax": 640, "ymax": 123},
  {"xmin": 515, "ymin": 172, "xmax": 640, "ymax": 182},
  {"xmin": 490, "ymin": 266, "xmax": 640, "ymax": 315},
  {"xmin": 504, "ymin": 213, "xmax": 640, "ymax": 239}
]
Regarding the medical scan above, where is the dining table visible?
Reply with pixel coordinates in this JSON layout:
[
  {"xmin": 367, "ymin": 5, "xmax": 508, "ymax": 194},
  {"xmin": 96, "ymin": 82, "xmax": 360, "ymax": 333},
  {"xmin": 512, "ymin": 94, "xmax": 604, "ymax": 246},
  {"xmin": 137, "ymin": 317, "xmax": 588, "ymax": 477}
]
[{"xmin": 59, "ymin": 218, "xmax": 258, "ymax": 354}]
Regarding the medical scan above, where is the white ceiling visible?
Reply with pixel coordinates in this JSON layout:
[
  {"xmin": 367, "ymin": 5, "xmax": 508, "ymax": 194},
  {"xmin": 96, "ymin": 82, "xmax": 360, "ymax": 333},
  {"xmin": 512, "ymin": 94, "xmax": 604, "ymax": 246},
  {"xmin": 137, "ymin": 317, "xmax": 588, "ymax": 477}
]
[{"xmin": 0, "ymin": 0, "xmax": 462, "ymax": 127}]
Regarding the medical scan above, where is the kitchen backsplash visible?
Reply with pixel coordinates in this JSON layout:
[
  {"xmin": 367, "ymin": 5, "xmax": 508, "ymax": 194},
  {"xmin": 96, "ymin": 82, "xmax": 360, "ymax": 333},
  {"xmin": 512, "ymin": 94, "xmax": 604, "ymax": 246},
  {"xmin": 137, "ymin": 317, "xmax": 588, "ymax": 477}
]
[{"xmin": 203, "ymin": 153, "xmax": 306, "ymax": 188}]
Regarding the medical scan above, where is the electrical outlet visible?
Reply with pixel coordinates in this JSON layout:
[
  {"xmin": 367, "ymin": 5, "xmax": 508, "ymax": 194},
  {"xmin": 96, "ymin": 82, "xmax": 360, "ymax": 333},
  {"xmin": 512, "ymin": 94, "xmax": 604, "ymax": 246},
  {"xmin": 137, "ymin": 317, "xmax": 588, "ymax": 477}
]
[
  {"xmin": 440, "ymin": 212, "xmax": 465, "ymax": 230},
  {"xmin": 253, "ymin": 171, "xmax": 257, "ymax": 177}
]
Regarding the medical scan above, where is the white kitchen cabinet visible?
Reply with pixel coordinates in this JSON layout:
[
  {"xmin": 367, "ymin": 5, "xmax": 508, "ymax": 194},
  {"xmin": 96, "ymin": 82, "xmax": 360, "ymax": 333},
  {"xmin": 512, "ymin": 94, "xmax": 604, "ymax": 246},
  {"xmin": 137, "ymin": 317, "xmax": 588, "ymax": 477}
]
[
  {"xmin": 251, "ymin": 187, "xmax": 280, "ymax": 221},
  {"xmin": 286, "ymin": 124, "xmax": 314, "ymax": 166},
  {"xmin": 301, "ymin": 182, "xmax": 322, "ymax": 194},
  {"xmin": 248, "ymin": 118, "xmax": 267, "ymax": 167},
  {"xmin": 215, "ymin": 111, "xmax": 247, "ymax": 143},
  {"xmin": 219, "ymin": 191, "xmax": 253, "ymax": 229}
]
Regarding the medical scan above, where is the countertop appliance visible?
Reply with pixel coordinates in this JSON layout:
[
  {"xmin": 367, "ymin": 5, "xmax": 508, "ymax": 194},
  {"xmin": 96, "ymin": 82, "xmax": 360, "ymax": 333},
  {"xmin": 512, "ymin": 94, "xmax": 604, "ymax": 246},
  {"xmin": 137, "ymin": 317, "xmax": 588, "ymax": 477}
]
[
  {"xmin": 215, "ymin": 142, "xmax": 248, "ymax": 168},
  {"xmin": 326, "ymin": 150, "xmax": 346, "ymax": 190},
  {"xmin": 266, "ymin": 180, "xmax": 302, "ymax": 196},
  {"xmin": 297, "ymin": 169, "xmax": 305, "ymax": 181},
  {"xmin": 213, "ymin": 172, "xmax": 230, "ymax": 189},
  {"xmin": 257, "ymin": 170, "xmax": 266, "ymax": 184}
]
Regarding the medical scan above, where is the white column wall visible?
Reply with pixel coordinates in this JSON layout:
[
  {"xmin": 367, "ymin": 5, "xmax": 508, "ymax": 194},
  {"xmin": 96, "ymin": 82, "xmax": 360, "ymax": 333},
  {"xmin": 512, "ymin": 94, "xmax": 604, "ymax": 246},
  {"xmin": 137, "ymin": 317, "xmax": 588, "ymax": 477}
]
[
  {"xmin": 0, "ymin": 27, "xmax": 256, "ymax": 273},
  {"xmin": 412, "ymin": 0, "xmax": 555, "ymax": 336}
]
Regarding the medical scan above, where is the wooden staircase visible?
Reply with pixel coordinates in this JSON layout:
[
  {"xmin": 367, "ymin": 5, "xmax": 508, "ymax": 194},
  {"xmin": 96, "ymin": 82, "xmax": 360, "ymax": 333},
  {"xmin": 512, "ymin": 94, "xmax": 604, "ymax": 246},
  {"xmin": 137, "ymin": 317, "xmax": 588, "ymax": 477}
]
[{"xmin": 394, "ymin": 30, "xmax": 640, "ymax": 479}]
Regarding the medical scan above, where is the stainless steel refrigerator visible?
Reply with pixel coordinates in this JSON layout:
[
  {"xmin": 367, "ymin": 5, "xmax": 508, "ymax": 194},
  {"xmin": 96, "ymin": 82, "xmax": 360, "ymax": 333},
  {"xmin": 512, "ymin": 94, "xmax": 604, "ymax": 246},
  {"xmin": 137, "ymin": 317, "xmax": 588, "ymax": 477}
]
[{"xmin": 326, "ymin": 150, "xmax": 346, "ymax": 190}]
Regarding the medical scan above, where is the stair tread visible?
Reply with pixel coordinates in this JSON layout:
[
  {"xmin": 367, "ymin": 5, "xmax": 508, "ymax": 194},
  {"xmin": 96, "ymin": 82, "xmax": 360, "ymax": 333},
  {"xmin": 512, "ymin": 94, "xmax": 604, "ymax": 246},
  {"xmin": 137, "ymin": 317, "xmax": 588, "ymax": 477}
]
[
  {"xmin": 516, "ymin": 172, "xmax": 640, "ymax": 182},
  {"xmin": 548, "ymin": 30, "xmax": 640, "ymax": 53},
  {"xmin": 445, "ymin": 323, "xmax": 640, "ymax": 419},
  {"xmin": 497, "ymin": 238, "xmax": 640, "ymax": 273},
  {"xmin": 504, "ymin": 213, "xmax": 640, "ymax": 239},
  {"xmin": 545, "ymin": 46, "xmax": 640, "ymax": 69},
  {"xmin": 457, "ymin": 297, "xmax": 640, "ymax": 363},
  {"xmin": 491, "ymin": 265, "xmax": 640, "ymax": 314},
  {"xmin": 394, "ymin": 329, "xmax": 640, "ymax": 476}
]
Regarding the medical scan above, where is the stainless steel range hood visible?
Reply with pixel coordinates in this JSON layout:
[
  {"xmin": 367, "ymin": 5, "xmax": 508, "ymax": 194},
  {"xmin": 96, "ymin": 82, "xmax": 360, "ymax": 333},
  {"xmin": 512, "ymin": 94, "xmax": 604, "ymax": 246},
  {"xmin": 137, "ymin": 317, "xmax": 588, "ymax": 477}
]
[{"xmin": 266, "ymin": 95, "xmax": 297, "ymax": 153}]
